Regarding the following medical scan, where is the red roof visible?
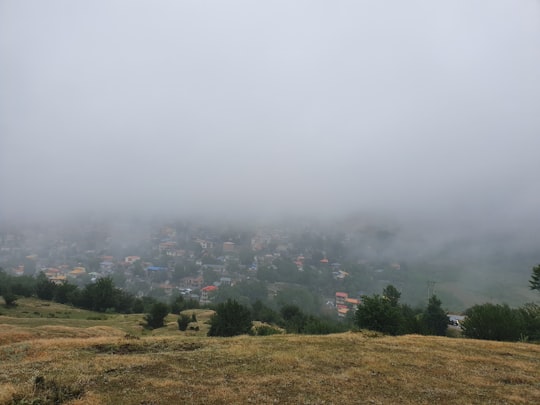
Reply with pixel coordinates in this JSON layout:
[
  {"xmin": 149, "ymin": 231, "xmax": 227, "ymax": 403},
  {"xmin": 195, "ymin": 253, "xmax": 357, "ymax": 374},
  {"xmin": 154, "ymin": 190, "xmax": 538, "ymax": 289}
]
[
  {"xmin": 201, "ymin": 285, "xmax": 218, "ymax": 292},
  {"xmin": 335, "ymin": 292, "xmax": 348, "ymax": 298}
]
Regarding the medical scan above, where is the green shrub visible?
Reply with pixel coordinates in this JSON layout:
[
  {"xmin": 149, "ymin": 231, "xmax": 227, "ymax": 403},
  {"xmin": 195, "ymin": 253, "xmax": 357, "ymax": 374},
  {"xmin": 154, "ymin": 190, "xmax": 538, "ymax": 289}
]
[
  {"xmin": 252, "ymin": 324, "xmax": 283, "ymax": 336},
  {"xmin": 2, "ymin": 292, "xmax": 18, "ymax": 307},
  {"xmin": 462, "ymin": 303, "xmax": 524, "ymax": 341},
  {"xmin": 208, "ymin": 299, "xmax": 252, "ymax": 337},
  {"xmin": 178, "ymin": 314, "xmax": 191, "ymax": 331},
  {"xmin": 145, "ymin": 302, "xmax": 169, "ymax": 329}
]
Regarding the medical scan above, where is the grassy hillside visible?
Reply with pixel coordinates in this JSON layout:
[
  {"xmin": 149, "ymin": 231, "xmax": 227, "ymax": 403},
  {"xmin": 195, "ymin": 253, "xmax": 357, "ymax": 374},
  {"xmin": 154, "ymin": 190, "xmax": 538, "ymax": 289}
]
[{"xmin": 1, "ymin": 299, "xmax": 539, "ymax": 404}]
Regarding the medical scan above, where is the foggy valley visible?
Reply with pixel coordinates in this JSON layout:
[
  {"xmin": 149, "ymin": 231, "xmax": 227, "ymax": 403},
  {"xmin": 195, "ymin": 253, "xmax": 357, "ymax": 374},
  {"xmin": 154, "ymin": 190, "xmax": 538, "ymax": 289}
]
[
  {"xmin": 2, "ymin": 2, "xmax": 540, "ymax": 403},
  {"xmin": 1, "ymin": 0, "xmax": 539, "ymax": 311}
]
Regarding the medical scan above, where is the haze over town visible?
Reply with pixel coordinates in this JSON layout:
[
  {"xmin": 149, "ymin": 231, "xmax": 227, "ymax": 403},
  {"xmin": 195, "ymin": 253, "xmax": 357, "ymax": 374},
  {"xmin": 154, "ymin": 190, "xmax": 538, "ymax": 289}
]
[
  {"xmin": 1, "ymin": 1, "xmax": 539, "ymax": 223},
  {"xmin": 1, "ymin": 1, "xmax": 540, "ymax": 303}
]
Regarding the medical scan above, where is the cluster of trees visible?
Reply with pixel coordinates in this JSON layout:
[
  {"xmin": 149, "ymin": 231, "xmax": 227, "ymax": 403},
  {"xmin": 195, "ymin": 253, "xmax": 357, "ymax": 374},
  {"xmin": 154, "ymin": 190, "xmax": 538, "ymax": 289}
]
[
  {"xmin": 0, "ymin": 269, "xmax": 37, "ymax": 306},
  {"xmin": 207, "ymin": 299, "xmax": 348, "ymax": 337},
  {"xmin": 3, "ymin": 264, "xmax": 540, "ymax": 342},
  {"xmin": 279, "ymin": 304, "xmax": 347, "ymax": 334},
  {"xmin": 354, "ymin": 265, "xmax": 540, "ymax": 342},
  {"xmin": 0, "ymin": 268, "xmax": 199, "ymax": 331},
  {"xmin": 209, "ymin": 279, "xmax": 326, "ymax": 318},
  {"xmin": 461, "ymin": 302, "xmax": 540, "ymax": 341},
  {"xmin": 355, "ymin": 285, "xmax": 448, "ymax": 336},
  {"xmin": 0, "ymin": 269, "xmax": 137, "ymax": 313},
  {"xmin": 459, "ymin": 265, "xmax": 540, "ymax": 342},
  {"xmin": 36, "ymin": 274, "xmax": 138, "ymax": 313}
]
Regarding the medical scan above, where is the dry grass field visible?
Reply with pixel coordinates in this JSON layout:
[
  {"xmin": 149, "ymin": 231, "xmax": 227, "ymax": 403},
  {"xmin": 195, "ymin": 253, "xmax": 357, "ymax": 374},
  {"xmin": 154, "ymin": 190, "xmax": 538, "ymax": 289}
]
[{"xmin": 1, "ymin": 298, "xmax": 539, "ymax": 404}]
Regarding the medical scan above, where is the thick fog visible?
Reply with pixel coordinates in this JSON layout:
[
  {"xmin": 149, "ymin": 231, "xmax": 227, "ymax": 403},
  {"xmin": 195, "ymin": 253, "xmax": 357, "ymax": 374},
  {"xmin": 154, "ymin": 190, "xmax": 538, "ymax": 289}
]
[{"xmin": 1, "ymin": 1, "xmax": 540, "ymax": 229}]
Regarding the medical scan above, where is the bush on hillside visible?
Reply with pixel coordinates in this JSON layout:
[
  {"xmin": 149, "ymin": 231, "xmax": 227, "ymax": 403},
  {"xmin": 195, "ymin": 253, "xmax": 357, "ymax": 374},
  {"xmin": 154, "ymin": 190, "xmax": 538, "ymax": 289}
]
[
  {"xmin": 461, "ymin": 303, "xmax": 523, "ymax": 341},
  {"xmin": 2, "ymin": 292, "xmax": 18, "ymax": 307},
  {"xmin": 208, "ymin": 299, "xmax": 252, "ymax": 337},
  {"xmin": 145, "ymin": 302, "xmax": 169, "ymax": 329},
  {"xmin": 177, "ymin": 314, "xmax": 191, "ymax": 331}
]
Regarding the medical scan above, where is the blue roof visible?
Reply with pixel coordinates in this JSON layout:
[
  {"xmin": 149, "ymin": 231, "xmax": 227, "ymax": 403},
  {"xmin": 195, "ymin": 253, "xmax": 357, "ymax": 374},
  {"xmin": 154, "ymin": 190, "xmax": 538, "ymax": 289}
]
[{"xmin": 147, "ymin": 266, "xmax": 167, "ymax": 271}]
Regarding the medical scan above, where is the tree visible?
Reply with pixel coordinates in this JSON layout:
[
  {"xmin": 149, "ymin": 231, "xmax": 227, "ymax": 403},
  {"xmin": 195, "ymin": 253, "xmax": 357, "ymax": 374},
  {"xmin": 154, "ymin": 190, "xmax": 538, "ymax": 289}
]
[
  {"xmin": 53, "ymin": 282, "xmax": 78, "ymax": 304},
  {"xmin": 0, "ymin": 268, "xmax": 7, "ymax": 295},
  {"xmin": 80, "ymin": 277, "xmax": 116, "ymax": 312},
  {"xmin": 303, "ymin": 316, "xmax": 347, "ymax": 335},
  {"xmin": 77, "ymin": 277, "xmax": 135, "ymax": 313},
  {"xmin": 252, "ymin": 300, "xmax": 280, "ymax": 324},
  {"xmin": 170, "ymin": 294, "xmax": 199, "ymax": 314},
  {"xmin": 355, "ymin": 294, "xmax": 403, "ymax": 335},
  {"xmin": 35, "ymin": 272, "xmax": 56, "ymax": 301},
  {"xmin": 461, "ymin": 303, "xmax": 523, "ymax": 341},
  {"xmin": 145, "ymin": 302, "xmax": 169, "ymax": 329},
  {"xmin": 400, "ymin": 304, "xmax": 423, "ymax": 335},
  {"xmin": 280, "ymin": 304, "xmax": 308, "ymax": 333},
  {"xmin": 9, "ymin": 275, "xmax": 36, "ymax": 297},
  {"xmin": 530, "ymin": 264, "xmax": 540, "ymax": 292},
  {"xmin": 383, "ymin": 285, "xmax": 401, "ymax": 307},
  {"xmin": 207, "ymin": 299, "xmax": 252, "ymax": 337},
  {"xmin": 2, "ymin": 292, "xmax": 18, "ymax": 307},
  {"xmin": 422, "ymin": 295, "xmax": 448, "ymax": 336},
  {"xmin": 275, "ymin": 287, "xmax": 321, "ymax": 315},
  {"xmin": 519, "ymin": 303, "xmax": 540, "ymax": 341},
  {"xmin": 177, "ymin": 314, "xmax": 191, "ymax": 331},
  {"xmin": 132, "ymin": 298, "xmax": 145, "ymax": 313}
]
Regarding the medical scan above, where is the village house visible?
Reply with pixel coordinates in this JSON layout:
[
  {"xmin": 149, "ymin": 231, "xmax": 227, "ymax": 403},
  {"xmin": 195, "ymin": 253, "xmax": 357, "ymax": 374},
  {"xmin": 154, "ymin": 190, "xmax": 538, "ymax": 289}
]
[
  {"xmin": 125, "ymin": 256, "xmax": 141, "ymax": 264},
  {"xmin": 222, "ymin": 241, "xmax": 236, "ymax": 253},
  {"xmin": 158, "ymin": 282, "xmax": 174, "ymax": 296},
  {"xmin": 182, "ymin": 275, "xmax": 203, "ymax": 289},
  {"xmin": 335, "ymin": 292, "xmax": 349, "ymax": 318},
  {"xmin": 196, "ymin": 239, "xmax": 214, "ymax": 250},
  {"xmin": 159, "ymin": 241, "xmax": 177, "ymax": 254},
  {"xmin": 69, "ymin": 267, "xmax": 86, "ymax": 278},
  {"xmin": 200, "ymin": 285, "xmax": 218, "ymax": 304}
]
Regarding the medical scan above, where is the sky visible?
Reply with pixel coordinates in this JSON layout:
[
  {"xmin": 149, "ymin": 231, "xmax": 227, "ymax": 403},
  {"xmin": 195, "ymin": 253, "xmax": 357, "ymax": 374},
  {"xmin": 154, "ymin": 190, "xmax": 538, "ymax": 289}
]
[{"xmin": 1, "ymin": 1, "xmax": 540, "ymax": 228}]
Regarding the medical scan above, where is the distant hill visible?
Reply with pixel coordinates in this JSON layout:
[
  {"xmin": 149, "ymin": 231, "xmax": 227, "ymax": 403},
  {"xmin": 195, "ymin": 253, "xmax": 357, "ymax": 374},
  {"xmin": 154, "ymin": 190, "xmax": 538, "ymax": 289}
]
[{"xmin": 1, "ymin": 298, "xmax": 539, "ymax": 404}]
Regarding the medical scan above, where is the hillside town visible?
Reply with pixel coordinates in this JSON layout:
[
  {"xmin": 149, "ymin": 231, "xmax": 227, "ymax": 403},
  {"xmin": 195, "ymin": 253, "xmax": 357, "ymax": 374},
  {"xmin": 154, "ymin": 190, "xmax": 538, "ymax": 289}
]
[{"xmin": 0, "ymin": 218, "xmax": 408, "ymax": 318}]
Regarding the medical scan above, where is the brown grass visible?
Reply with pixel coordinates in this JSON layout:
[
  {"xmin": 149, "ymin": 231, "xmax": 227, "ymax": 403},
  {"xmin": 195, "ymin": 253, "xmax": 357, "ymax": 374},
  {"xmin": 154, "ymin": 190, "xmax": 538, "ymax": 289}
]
[{"xmin": 1, "ymin": 300, "xmax": 540, "ymax": 404}]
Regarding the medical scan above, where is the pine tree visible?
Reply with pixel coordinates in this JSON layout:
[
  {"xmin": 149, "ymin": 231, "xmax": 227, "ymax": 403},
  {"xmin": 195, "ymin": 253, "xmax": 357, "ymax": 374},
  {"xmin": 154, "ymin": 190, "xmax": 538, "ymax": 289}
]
[
  {"xmin": 178, "ymin": 314, "xmax": 190, "ymax": 331},
  {"xmin": 145, "ymin": 302, "xmax": 169, "ymax": 329},
  {"xmin": 208, "ymin": 299, "xmax": 252, "ymax": 337},
  {"xmin": 530, "ymin": 264, "xmax": 540, "ymax": 292},
  {"xmin": 423, "ymin": 295, "xmax": 448, "ymax": 336}
]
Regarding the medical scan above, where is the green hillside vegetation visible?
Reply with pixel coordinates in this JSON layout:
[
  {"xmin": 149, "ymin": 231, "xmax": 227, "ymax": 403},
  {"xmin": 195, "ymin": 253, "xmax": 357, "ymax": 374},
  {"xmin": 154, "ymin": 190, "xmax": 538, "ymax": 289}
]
[{"xmin": 1, "ymin": 298, "xmax": 540, "ymax": 404}]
